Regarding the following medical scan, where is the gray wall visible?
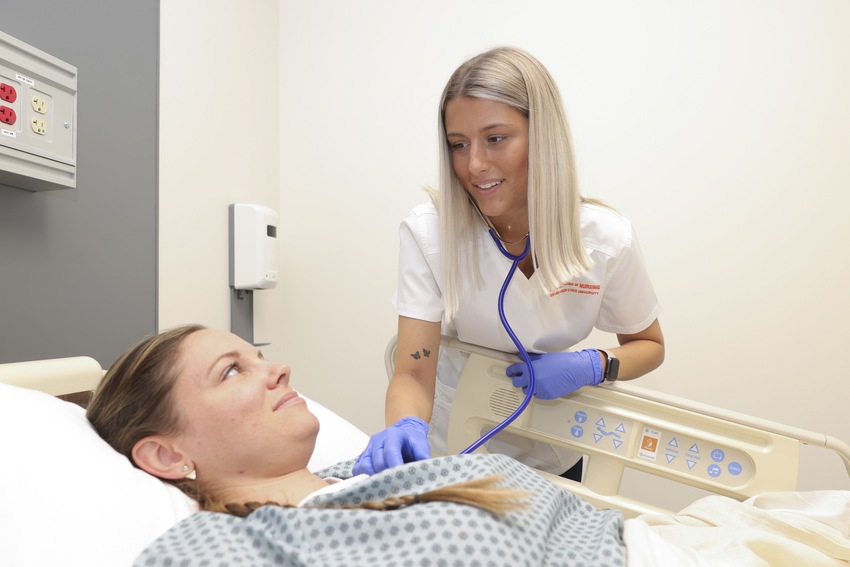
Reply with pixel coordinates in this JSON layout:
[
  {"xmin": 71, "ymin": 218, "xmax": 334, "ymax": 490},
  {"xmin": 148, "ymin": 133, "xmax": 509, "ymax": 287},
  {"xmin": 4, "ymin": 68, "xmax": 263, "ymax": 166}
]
[{"xmin": 0, "ymin": 1, "xmax": 158, "ymax": 367}]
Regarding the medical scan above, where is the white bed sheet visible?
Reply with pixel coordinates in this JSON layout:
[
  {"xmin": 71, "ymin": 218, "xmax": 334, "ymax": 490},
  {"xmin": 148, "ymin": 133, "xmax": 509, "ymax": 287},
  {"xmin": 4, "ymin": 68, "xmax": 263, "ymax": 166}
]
[{"xmin": 624, "ymin": 490, "xmax": 850, "ymax": 566}]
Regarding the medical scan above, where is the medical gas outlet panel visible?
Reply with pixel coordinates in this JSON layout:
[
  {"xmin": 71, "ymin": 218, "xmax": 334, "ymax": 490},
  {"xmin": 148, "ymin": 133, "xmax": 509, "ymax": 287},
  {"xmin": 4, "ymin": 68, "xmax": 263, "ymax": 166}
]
[{"xmin": 0, "ymin": 31, "xmax": 77, "ymax": 191}]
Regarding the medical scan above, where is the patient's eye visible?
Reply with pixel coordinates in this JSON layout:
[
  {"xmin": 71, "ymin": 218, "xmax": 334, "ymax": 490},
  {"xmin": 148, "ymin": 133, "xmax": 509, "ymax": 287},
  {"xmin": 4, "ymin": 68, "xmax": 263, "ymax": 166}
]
[{"xmin": 223, "ymin": 363, "xmax": 240, "ymax": 380}]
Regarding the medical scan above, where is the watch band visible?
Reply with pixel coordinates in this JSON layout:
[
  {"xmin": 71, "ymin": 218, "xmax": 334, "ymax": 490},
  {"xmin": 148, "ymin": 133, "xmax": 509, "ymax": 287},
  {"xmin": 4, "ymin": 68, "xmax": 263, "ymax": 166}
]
[{"xmin": 601, "ymin": 349, "xmax": 619, "ymax": 382}]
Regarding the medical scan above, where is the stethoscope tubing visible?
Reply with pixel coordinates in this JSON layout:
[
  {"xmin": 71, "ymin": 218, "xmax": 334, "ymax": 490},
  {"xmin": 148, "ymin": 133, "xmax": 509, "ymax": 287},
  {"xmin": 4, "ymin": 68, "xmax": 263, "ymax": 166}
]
[{"xmin": 460, "ymin": 230, "xmax": 537, "ymax": 454}]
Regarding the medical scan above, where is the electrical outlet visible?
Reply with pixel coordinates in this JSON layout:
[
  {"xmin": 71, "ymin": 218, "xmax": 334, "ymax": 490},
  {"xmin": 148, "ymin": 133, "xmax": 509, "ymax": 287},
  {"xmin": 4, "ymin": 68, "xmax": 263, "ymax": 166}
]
[
  {"xmin": 0, "ymin": 82, "xmax": 16, "ymax": 103},
  {"xmin": 0, "ymin": 105, "xmax": 16, "ymax": 125},
  {"xmin": 31, "ymin": 94, "xmax": 48, "ymax": 114},
  {"xmin": 30, "ymin": 116, "xmax": 46, "ymax": 135},
  {"xmin": 1, "ymin": 30, "xmax": 77, "ymax": 191}
]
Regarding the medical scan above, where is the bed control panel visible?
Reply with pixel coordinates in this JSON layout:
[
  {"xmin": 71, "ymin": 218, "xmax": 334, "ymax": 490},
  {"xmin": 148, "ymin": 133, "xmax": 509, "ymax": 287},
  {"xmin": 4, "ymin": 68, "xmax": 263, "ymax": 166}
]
[
  {"xmin": 633, "ymin": 425, "xmax": 753, "ymax": 484},
  {"xmin": 447, "ymin": 352, "xmax": 798, "ymax": 500},
  {"xmin": 541, "ymin": 401, "xmax": 756, "ymax": 487}
]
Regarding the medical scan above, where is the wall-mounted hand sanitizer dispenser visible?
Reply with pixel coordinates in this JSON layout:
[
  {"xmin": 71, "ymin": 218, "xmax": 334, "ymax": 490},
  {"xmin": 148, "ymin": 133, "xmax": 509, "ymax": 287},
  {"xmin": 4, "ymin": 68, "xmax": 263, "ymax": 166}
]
[{"xmin": 229, "ymin": 203, "xmax": 279, "ymax": 290}]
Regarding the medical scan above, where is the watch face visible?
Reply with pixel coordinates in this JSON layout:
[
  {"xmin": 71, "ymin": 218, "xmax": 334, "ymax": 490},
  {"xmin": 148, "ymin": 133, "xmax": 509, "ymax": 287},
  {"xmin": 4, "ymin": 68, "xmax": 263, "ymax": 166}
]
[{"xmin": 606, "ymin": 355, "xmax": 620, "ymax": 381}]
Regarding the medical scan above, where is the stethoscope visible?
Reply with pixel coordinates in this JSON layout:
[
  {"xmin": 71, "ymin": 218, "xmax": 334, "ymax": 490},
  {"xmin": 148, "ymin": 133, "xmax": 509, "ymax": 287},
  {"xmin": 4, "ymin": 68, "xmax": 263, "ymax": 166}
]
[{"xmin": 460, "ymin": 229, "xmax": 537, "ymax": 454}]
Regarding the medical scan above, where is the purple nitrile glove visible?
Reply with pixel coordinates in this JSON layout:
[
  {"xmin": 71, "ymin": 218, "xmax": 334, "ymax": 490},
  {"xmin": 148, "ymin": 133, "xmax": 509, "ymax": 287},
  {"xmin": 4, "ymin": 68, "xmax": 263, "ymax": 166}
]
[
  {"xmin": 506, "ymin": 350, "xmax": 603, "ymax": 400},
  {"xmin": 352, "ymin": 416, "xmax": 431, "ymax": 475}
]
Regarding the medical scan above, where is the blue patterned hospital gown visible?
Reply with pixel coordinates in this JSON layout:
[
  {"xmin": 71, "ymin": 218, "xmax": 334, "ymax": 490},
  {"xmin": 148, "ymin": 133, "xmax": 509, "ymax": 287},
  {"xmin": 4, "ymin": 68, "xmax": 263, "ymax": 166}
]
[{"xmin": 135, "ymin": 453, "xmax": 626, "ymax": 566}]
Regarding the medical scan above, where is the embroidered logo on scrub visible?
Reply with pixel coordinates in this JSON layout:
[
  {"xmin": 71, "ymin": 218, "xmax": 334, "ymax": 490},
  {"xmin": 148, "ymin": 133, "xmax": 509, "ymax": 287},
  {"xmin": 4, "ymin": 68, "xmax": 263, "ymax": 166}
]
[{"xmin": 549, "ymin": 282, "xmax": 600, "ymax": 298}]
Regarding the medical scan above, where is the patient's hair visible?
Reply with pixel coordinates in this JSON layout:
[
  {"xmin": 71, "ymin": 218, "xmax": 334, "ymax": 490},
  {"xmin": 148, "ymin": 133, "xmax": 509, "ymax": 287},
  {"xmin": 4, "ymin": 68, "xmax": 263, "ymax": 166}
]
[
  {"xmin": 437, "ymin": 46, "xmax": 597, "ymax": 319},
  {"xmin": 213, "ymin": 475, "xmax": 526, "ymax": 518},
  {"xmin": 87, "ymin": 324, "xmax": 206, "ymax": 500},
  {"xmin": 87, "ymin": 325, "xmax": 527, "ymax": 516}
]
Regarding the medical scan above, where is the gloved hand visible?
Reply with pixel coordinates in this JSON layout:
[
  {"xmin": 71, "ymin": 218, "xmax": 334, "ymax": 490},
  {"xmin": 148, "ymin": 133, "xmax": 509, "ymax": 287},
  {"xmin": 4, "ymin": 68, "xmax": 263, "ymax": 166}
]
[
  {"xmin": 507, "ymin": 350, "xmax": 603, "ymax": 400},
  {"xmin": 352, "ymin": 416, "xmax": 431, "ymax": 475}
]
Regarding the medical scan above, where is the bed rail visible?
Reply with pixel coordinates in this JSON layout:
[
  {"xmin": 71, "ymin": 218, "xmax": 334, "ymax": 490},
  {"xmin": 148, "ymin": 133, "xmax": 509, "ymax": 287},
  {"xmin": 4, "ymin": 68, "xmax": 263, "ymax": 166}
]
[{"xmin": 385, "ymin": 335, "xmax": 850, "ymax": 516}]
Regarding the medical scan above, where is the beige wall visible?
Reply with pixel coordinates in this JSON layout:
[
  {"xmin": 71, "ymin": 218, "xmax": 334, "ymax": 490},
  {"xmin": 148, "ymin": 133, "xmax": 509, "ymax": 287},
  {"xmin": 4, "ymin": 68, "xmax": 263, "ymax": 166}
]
[
  {"xmin": 160, "ymin": 0, "xmax": 850, "ymax": 507},
  {"xmin": 277, "ymin": 0, "xmax": 850, "ymax": 499},
  {"xmin": 158, "ymin": 0, "xmax": 284, "ymax": 363}
]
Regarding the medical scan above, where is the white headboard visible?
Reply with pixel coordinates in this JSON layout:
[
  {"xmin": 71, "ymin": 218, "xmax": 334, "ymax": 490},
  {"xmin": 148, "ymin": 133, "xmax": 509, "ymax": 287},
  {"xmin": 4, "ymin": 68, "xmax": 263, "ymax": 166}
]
[{"xmin": 0, "ymin": 355, "xmax": 102, "ymax": 399}]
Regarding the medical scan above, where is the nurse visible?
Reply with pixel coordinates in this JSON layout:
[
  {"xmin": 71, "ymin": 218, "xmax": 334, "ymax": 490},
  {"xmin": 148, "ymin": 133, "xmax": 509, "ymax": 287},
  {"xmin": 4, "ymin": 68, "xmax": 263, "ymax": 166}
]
[{"xmin": 354, "ymin": 46, "xmax": 664, "ymax": 479}]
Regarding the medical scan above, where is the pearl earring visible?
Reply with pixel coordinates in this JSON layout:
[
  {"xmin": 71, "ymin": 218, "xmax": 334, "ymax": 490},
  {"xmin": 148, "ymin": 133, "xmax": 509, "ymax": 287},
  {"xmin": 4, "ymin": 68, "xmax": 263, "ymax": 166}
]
[{"xmin": 182, "ymin": 464, "xmax": 196, "ymax": 480}]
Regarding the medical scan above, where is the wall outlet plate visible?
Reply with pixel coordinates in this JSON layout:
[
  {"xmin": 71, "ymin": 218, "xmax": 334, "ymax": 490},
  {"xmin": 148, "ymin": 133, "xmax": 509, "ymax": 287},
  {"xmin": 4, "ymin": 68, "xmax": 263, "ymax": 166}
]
[{"xmin": 0, "ymin": 31, "xmax": 77, "ymax": 192}]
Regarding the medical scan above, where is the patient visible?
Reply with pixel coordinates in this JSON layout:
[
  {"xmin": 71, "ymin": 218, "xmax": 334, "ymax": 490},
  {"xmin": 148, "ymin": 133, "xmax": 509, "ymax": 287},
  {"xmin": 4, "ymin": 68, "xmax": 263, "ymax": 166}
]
[{"xmin": 87, "ymin": 325, "xmax": 625, "ymax": 565}]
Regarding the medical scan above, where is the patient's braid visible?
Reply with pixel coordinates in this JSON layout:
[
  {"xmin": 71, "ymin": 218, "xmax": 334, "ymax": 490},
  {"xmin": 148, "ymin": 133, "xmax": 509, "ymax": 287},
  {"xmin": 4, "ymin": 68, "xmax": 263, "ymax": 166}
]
[
  {"xmin": 223, "ymin": 501, "xmax": 286, "ymax": 517},
  {"xmin": 209, "ymin": 475, "xmax": 527, "ymax": 518},
  {"xmin": 349, "ymin": 476, "xmax": 527, "ymax": 515}
]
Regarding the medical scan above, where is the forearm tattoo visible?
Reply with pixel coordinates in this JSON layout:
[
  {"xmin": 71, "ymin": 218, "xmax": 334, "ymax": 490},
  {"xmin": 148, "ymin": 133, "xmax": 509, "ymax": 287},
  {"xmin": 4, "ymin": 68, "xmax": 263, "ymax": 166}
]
[{"xmin": 409, "ymin": 348, "xmax": 432, "ymax": 360}]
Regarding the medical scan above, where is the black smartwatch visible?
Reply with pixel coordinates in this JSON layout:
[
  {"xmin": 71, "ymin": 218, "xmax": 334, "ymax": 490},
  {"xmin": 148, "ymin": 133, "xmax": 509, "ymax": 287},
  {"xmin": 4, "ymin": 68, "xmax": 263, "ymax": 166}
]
[{"xmin": 601, "ymin": 349, "xmax": 619, "ymax": 382}]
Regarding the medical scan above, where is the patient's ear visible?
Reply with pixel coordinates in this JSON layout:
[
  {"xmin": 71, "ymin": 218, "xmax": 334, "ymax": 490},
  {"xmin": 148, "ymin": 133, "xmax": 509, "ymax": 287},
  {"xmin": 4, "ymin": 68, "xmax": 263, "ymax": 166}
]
[{"xmin": 132, "ymin": 436, "xmax": 187, "ymax": 480}]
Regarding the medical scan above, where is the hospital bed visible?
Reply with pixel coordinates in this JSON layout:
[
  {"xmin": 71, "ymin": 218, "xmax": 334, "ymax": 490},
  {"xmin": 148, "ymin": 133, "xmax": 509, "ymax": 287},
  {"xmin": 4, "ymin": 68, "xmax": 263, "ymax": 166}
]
[
  {"xmin": 3, "ymin": 344, "xmax": 850, "ymax": 566},
  {"xmin": 0, "ymin": 355, "xmax": 369, "ymax": 567}
]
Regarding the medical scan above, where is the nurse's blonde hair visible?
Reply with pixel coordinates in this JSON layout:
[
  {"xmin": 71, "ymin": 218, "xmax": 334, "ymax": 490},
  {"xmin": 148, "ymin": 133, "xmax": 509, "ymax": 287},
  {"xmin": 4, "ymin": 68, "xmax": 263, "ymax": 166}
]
[{"xmin": 436, "ymin": 46, "xmax": 596, "ymax": 320}]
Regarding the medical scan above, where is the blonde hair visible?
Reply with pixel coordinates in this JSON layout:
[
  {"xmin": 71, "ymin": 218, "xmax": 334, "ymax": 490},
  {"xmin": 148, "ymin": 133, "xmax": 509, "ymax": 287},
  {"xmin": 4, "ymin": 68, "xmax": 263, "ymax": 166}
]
[
  {"xmin": 88, "ymin": 325, "xmax": 528, "ymax": 516},
  {"xmin": 437, "ymin": 46, "xmax": 594, "ymax": 319}
]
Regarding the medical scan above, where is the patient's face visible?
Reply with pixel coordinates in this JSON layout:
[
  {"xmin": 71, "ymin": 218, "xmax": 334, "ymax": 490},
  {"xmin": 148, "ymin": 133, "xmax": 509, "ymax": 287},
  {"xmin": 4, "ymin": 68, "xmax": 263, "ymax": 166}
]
[{"xmin": 170, "ymin": 329, "xmax": 319, "ymax": 480}]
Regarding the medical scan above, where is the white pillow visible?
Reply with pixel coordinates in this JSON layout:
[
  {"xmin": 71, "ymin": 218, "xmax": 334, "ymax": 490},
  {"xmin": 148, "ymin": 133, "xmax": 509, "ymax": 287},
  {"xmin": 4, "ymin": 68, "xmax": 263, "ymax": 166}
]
[
  {"xmin": 0, "ymin": 383, "xmax": 196, "ymax": 567},
  {"xmin": 305, "ymin": 397, "xmax": 370, "ymax": 471},
  {"xmin": 0, "ymin": 383, "xmax": 368, "ymax": 567}
]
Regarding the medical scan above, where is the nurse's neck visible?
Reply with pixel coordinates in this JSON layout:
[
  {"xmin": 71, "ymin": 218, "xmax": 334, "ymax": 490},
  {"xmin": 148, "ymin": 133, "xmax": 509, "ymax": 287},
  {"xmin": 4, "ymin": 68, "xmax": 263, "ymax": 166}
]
[{"xmin": 489, "ymin": 217, "xmax": 529, "ymax": 246}]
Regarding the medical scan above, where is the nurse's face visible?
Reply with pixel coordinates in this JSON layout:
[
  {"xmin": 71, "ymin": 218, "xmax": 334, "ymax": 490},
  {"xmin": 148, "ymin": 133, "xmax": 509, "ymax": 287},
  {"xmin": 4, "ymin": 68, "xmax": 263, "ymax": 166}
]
[
  {"xmin": 169, "ymin": 329, "xmax": 319, "ymax": 479},
  {"xmin": 444, "ymin": 96, "xmax": 530, "ymax": 230}
]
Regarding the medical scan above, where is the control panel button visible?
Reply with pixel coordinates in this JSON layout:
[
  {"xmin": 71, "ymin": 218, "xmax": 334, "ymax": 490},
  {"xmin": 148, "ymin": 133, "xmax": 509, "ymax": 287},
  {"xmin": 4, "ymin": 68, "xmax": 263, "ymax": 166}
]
[{"xmin": 638, "ymin": 428, "xmax": 661, "ymax": 461}]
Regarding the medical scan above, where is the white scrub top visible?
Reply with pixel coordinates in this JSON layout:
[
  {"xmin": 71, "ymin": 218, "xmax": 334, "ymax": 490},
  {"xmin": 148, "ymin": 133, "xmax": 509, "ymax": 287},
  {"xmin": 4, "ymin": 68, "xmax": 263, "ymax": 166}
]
[{"xmin": 394, "ymin": 201, "xmax": 661, "ymax": 474}]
